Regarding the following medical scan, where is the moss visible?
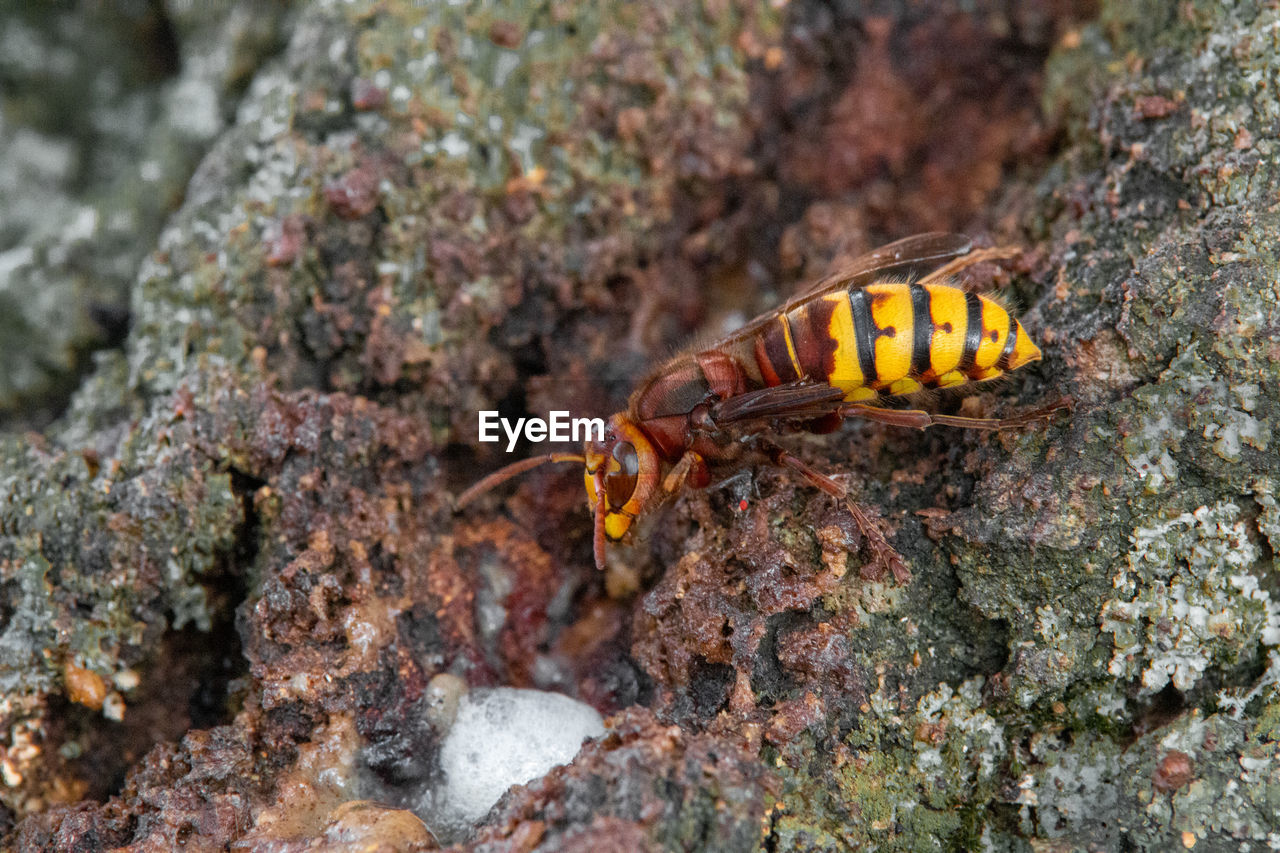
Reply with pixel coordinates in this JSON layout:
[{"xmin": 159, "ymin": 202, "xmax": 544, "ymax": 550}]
[
  {"xmin": 0, "ymin": 403, "xmax": 242, "ymax": 694},
  {"xmin": 772, "ymin": 678, "xmax": 1016, "ymax": 851}
]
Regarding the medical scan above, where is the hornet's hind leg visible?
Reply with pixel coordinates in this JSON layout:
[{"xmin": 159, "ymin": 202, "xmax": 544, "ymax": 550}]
[
  {"xmin": 757, "ymin": 440, "xmax": 910, "ymax": 584},
  {"xmin": 840, "ymin": 397, "xmax": 1072, "ymax": 431},
  {"xmin": 918, "ymin": 244, "xmax": 1022, "ymax": 289}
]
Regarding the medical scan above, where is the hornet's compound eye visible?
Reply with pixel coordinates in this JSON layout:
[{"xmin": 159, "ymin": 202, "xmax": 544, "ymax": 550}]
[{"xmin": 604, "ymin": 441, "xmax": 639, "ymax": 508}]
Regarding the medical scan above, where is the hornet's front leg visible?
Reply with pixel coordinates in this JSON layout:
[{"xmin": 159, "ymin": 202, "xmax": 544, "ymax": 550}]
[{"xmin": 662, "ymin": 450, "xmax": 709, "ymax": 495}]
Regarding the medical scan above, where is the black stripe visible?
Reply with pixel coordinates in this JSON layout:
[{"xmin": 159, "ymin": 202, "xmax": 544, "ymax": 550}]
[
  {"xmin": 959, "ymin": 292, "xmax": 983, "ymax": 372},
  {"xmin": 909, "ymin": 284, "xmax": 933, "ymax": 378},
  {"xmin": 995, "ymin": 313, "xmax": 1019, "ymax": 371},
  {"xmin": 848, "ymin": 289, "xmax": 878, "ymax": 384}
]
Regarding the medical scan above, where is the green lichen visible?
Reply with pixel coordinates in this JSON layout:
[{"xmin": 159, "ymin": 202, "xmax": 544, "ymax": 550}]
[
  {"xmin": 0, "ymin": 543, "xmax": 58, "ymax": 697},
  {"xmin": 0, "ymin": 410, "xmax": 241, "ymax": 703},
  {"xmin": 774, "ymin": 678, "xmax": 1011, "ymax": 851}
]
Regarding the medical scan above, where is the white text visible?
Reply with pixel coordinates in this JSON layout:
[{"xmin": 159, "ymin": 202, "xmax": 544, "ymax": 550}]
[{"xmin": 478, "ymin": 411, "xmax": 606, "ymax": 452}]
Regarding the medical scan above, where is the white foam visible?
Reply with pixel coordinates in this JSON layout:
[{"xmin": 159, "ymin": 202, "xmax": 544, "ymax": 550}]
[{"xmin": 425, "ymin": 688, "xmax": 605, "ymax": 838}]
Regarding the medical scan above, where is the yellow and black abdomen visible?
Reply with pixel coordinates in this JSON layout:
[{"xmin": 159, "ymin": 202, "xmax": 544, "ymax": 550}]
[{"xmin": 750, "ymin": 282, "xmax": 1042, "ymax": 402}]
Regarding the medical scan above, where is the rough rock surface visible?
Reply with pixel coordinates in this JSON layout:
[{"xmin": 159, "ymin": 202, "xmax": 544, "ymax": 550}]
[
  {"xmin": 2, "ymin": 0, "xmax": 1278, "ymax": 851},
  {"xmin": 0, "ymin": 2, "xmax": 290, "ymax": 428}
]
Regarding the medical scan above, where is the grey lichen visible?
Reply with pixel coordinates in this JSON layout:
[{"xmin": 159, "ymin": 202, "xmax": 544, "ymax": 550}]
[
  {"xmin": 1022, "ymin": 705, "xmax": 1280, "ymax": 850},
  {"xmin": 1102, "ymin": 501, "xmax": 1280, "ymax": 696},
  {"xmin": 0, "ymin": 4, "xmax": 287, "ymax": 424}
]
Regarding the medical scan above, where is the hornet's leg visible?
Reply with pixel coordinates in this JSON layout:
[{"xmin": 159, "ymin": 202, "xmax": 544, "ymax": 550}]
[
  {"xmin": 662, "ymin": 450, "xmax": 709, "ymax": 494},
  {"xmin": 917, "ymin": 244, "xmax": 1022, "ymax": 289},
  {"xmin": 707, "ymin": 469, "xmax": 756, "ymax": 499},
  {"xmin": 840, "ymin": 397, "xmax": 1072, "ymax": 431},
  {"xmin": 758, "ymin": 440, "xmax": 910, "ymax": 584}
]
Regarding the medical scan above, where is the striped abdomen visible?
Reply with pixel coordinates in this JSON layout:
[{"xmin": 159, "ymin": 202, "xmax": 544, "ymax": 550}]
[{"xmin": 749, "ymin": 282, "xmax": 1042, "ymax": 401}]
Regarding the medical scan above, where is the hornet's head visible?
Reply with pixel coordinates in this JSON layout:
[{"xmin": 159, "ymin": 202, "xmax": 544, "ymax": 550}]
[
  {"xmin": 455, "ymin": 413, "xmax": 662, "ymax": 572},
  {"xmin": 583, "ymin": 414, "xmax": 660, "ymax": 569}
]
